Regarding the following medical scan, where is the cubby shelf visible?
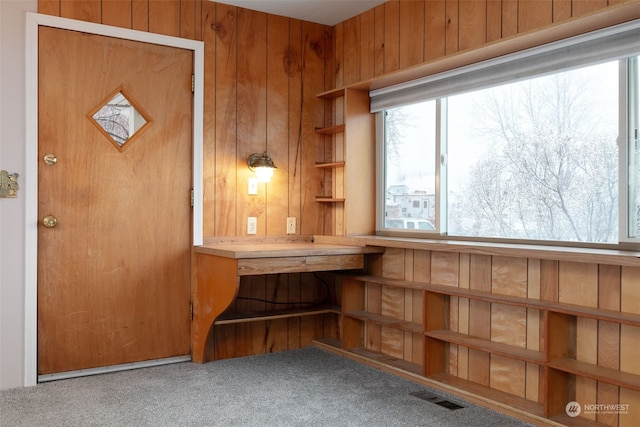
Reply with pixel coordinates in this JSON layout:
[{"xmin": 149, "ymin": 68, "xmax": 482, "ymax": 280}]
[
  {"xmin": 314, "ymin": 124, "xmax": 345, "ymax": 135},
  {"xmin": 215, "ymin": 305, "xmax": 340, "ymax": 325},
  {"xmin": 425, "ymin": 329, "xmax": 545, "ymax": 364},
  {"xmin": 313, "ymin": 88, "xmax": 375, "ymax": 235},
  {"xmin": 344, "ymin": 310, "xmax": 423, "ymax": 334},
  {"xmin": 335, "ymin": 272, "xmax": 639, "ymax": 427},
  {"xmin": 547, "ymin": 358, "xmax": 640, "ymax": 391},
  {"xmin": 315, "ymin": 161, "xmax": 345, "ymax": 169}
]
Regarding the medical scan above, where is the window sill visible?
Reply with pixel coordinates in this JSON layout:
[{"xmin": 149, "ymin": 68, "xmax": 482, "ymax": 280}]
[{"xmin": 314, "ymin": 234, "xmax": 640, "ymax": 267}]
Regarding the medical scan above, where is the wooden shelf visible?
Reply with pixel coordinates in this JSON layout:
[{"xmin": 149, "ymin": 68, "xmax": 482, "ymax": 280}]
[
  {"xmin": 314, "ymin": 337, "xmax": 424, "ymax": 376},
  {"xmin": 427, "ymin": 373, "xmax": 546, "ymax": 418},
  {"xmin": 315, "ymin": 124, "xmax": 345, "ymax": 134},
  {"xmin": 425, "ymin": 329, "xmax": 545, "ymax": 364},
  {"xmin": 317, "ymin": 87, "xmax": 346, "ymax": 100},
  {"xmin": 548, "ymin": 358, "xmax": 640, "ymax": 391},
  {"xmin": 346, "ymin": 274, "xmax": 640, "ymax": 325},
  {"xmin": 315, "ymin": 197, "xmax": 345, "ymax": 203},
  {"xmin": 215, "ymin": 305, "xmax": 340, "ymax": 325},
  {"xmin": 315, "ymin": 161, "xmax": 345, "ymax": 168},
  {"xmin": 345, "ymin": 310, "xmax": 423, "ymax": 334}
]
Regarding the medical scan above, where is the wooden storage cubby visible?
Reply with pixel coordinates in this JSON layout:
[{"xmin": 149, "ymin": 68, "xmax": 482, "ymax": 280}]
[
  {"xmin": 314, "ymin": 87, "xmax": 375, "ymax": 235},
  {"xmin": 315, "ymin": 272, "xmax": 640, "ymax": 426}
]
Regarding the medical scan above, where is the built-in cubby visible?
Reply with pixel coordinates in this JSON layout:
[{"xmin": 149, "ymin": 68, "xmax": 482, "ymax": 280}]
[
  {"xmin": 314, "ymin": 88, "xmax": 375, "ymax": 235},
  {"xmin": 315, "ymin": 270, "xmax": 640, "ymax": 427}
]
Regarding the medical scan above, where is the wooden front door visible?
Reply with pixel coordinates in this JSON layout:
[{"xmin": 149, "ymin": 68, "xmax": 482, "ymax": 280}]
[{"xmin": 37, "ymin": 27, "xmax": 193, "ymax": 376}]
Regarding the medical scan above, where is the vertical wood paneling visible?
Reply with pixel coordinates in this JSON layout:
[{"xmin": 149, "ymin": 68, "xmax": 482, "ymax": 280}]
[
  {"xmin": 445, "ymin": 0, "xmax": 459, "ymax": 55},
  {"xmin": 333, "ymin": 23, "xmax": 345, "ymax": 88},
  {"xmin": 213, "ymin": 3, "xmax": 238, "ymax": 236},
  {"xmin": 288, "ymin": 20, "xmax": 303, "ymax": 235},
  {"xmin": 381, "ymin": 249, "xmax": 405, "ymax": 358},
  {"xmin": 60, "ymin": 0, "xmax": 100, "ymax": 22},
  {"xmin": 301, "ymin": 21, "xmax": 328, "ymax": 235},
  {"xmin": 359, "ymin": 9, "xmax": 376, "ymax": 82},
  {"xmin": 553, "ymin": 0, "xmax": 573, "ymax": 23},
  {"xmin": 457, "ymin": 253, "xmax": 470, "ymax": 380},
  {"xmin": 149, "ymin": 0, "xmax": 181, "ymax": 37},
  {"xmin": 620, "ymin": 265, "xmax": 640, "ymax": 427},
  {"xmin": 399, "ymin": 0, "xmax": 424, "ymax": 68},
  {"xmin": 431, "ymin": 252, "xmax": 459, "ymax": 286},
  {"xmin": 374, "ymin": 4, "xmax": 386, "ymax": 77},
  {"xmin": 425, "ymin": 0, "xmax": 446, "ymax": 61},
  {"xmin": 527, "ymin": 259, "xmax": 541, "ymax": 402},
  {"xmin": 343, "ymin": 17, "xmax": 360, "ymax": 85},
  {"xmin": 39, "ymin": 0, "xmax": 60, "ymax": 15},
  {"xmin": 486, "ymin": 0, "xmax": 502, "ymax": 43},
  {"xmin": 459, "ymin": 0, "xmax": 486, "ymax": 51},
  {"xmin": 502, "ymin": 0, "xmax": 519, "ymax": 37},
  {"xmin": 180, "ymin": 0, "xmax": 197, "ymax": 40},
  {"xmin": 102, "ymin": 0, "xmax": 131, "ymax": 29},
  {"xmin": 518, "ymin": 0, "xmax": 552, "ymax": 34},
  {"xmin": 131, "ymin": 0, "xmax": 149, "ymax": 32},
  {"xmin": 560, "ymin": 262, "xmax": 598, "ymax": 421},
  {"xmin": 490, "ymin": 257, "xmax": 527, "ymax": 396},
  {"xmin": 468, "ymin": 254, "xmax": 491, "ymax": 386},
  {"xmin": 266, "ymin": 15, "xmax": 291, "ymax": 236},
  {"xmin": 384, "ymin": 0, "xmax": 400, "ymax": 73},
  {"xmin": 202, "ymin": 2, "xmax": 217, "ymax": 237},
  {"xmin": 573, "ymin": 0, "xmax": 609, "ymax": 18},
  {"xmin": 237, "ymin": 9, "xmax": 267, "ymax": 236},
  {"xmin": 492, "ymin": 256, "xmax": 528, "ymax": 297}
]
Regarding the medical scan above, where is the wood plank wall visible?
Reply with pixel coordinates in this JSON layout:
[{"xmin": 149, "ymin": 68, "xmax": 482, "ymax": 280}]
[
  {"xmin": 39, "ymin": 0, "xmax": 332, "ymax": 237},
  {"xmin": 332, "ymin": 0, "xmax": 632, "ymax": 87}
]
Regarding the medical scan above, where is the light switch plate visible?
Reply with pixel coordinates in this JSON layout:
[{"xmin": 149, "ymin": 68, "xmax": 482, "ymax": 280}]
[
  {"xmin": 248, "ymin": 178, "xmax": 258, "ymax": 195},
  {"xmin": 247, "ymin": 217, "xmax": 257, "ymax": 234}
]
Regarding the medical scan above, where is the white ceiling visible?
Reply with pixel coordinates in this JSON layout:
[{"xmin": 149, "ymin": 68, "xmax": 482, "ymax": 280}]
[{"xmin": 212, "ymin": 0, "xmax": 388, "ymax": 26}]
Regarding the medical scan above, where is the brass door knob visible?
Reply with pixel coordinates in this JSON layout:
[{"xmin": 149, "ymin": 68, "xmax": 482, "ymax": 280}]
[
  {"xmin": 43, "ymin": 154, "xmax": 57, "ymax": 166},
  {"xmin": 42, "ymin": 215, "xmax": 58, "ymax": 228}
]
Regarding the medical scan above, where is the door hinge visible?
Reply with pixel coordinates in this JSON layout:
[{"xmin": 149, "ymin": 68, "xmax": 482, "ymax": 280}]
[
  {"xmin": 190, "ymin": 302, "xmax": 194, "ymax": 321},
  {"xmin": 191, "ymin": 74, "xmax": 195, "ymax": 93},
  {"xmin": 190, "ymin": 188, "xmax": 194, "ymax": 207}
]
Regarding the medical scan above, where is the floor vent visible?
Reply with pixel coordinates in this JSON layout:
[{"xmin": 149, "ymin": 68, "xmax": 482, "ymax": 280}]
[{"xmin": 410, "ymin": 390, "xmax": 465, "ymax": 410}]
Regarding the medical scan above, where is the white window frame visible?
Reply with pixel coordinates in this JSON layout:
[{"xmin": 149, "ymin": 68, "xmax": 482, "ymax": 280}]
[{"xmin": 374, "ymin": 19, "xmax": 640, "ymax": 248}]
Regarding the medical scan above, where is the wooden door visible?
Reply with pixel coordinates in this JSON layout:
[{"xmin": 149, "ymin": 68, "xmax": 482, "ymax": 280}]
[{"xmin": 37, "ymin": 27, "xmax": 193, "ymax": 375}]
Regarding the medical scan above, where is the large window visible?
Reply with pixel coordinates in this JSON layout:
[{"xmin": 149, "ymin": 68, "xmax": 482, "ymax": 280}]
[{"xmin": 376, "ymin": 21, "xmax": 640, "ymax": 246}]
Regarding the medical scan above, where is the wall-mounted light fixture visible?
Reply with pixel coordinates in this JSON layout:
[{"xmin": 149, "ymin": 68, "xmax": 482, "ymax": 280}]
[{"xmin": 247, "ymin": 151, "xmax": 277, "ymax": 183}]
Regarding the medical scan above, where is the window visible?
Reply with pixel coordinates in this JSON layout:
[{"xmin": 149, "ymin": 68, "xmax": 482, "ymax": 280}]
[{"xmin": 375, "ymin": 20, "xmax": 640, "ymax": 246}]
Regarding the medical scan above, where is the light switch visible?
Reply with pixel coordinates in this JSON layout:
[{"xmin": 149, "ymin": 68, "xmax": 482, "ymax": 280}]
[{"xmin": 248, "ymin": 178, "xmax": 258, "ymax": 195}]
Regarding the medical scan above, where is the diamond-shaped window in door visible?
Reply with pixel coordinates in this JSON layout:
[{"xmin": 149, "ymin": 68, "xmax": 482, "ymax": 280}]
[{"xmin": 88, "ymin": 87, "xmax": 152, "ymax": 152}]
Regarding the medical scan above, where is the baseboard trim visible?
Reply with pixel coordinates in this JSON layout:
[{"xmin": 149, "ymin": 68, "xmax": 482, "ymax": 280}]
[{"xmin": 38, "ymin": 355, "xmax": 191, "ymax": 383}]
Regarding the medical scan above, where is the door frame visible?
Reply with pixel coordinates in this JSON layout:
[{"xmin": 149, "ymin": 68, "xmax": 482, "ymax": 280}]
[{"xmin": 24, "ymin": 12, "xmax": 204, "ymax": 386}]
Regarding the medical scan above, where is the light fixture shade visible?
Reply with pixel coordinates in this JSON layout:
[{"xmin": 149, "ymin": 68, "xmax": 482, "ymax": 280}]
[{"xmin": 248, "ymin": 152, "xmax": 277, "ymax": 183}]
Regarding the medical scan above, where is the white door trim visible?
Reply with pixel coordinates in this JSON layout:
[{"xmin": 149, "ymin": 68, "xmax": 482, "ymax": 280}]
[{"xmin": 24, "ymin": 12, "xmax": 204, "ymax": 386}]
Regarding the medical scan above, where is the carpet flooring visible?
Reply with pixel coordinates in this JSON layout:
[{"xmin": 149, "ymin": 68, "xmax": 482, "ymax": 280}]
[{"xmin": 1, "ymin": 347, "xmax": 534, "ymax": 426}]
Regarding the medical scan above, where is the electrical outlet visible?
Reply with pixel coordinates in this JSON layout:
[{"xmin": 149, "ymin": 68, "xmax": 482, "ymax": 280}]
[
  {"xmin": 287, "ymin": 217, "xmax": 296, "ymax": 234},
  {"xmin": 247, "ymin": 217, "xmax": 257, "ymax": 234}
]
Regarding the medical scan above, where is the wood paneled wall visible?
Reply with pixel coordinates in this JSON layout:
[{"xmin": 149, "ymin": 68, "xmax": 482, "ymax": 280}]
[
  {"xmin": 39, "ymin": 0, "xmax": 638, "ymax": 237},
  {"xmin": 39, "ymin": 0, "xmax": 333, "ymax": 238},
  {"xmin": 332, "ymin": 0, "xmax": 632, "ymax": 88}
]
